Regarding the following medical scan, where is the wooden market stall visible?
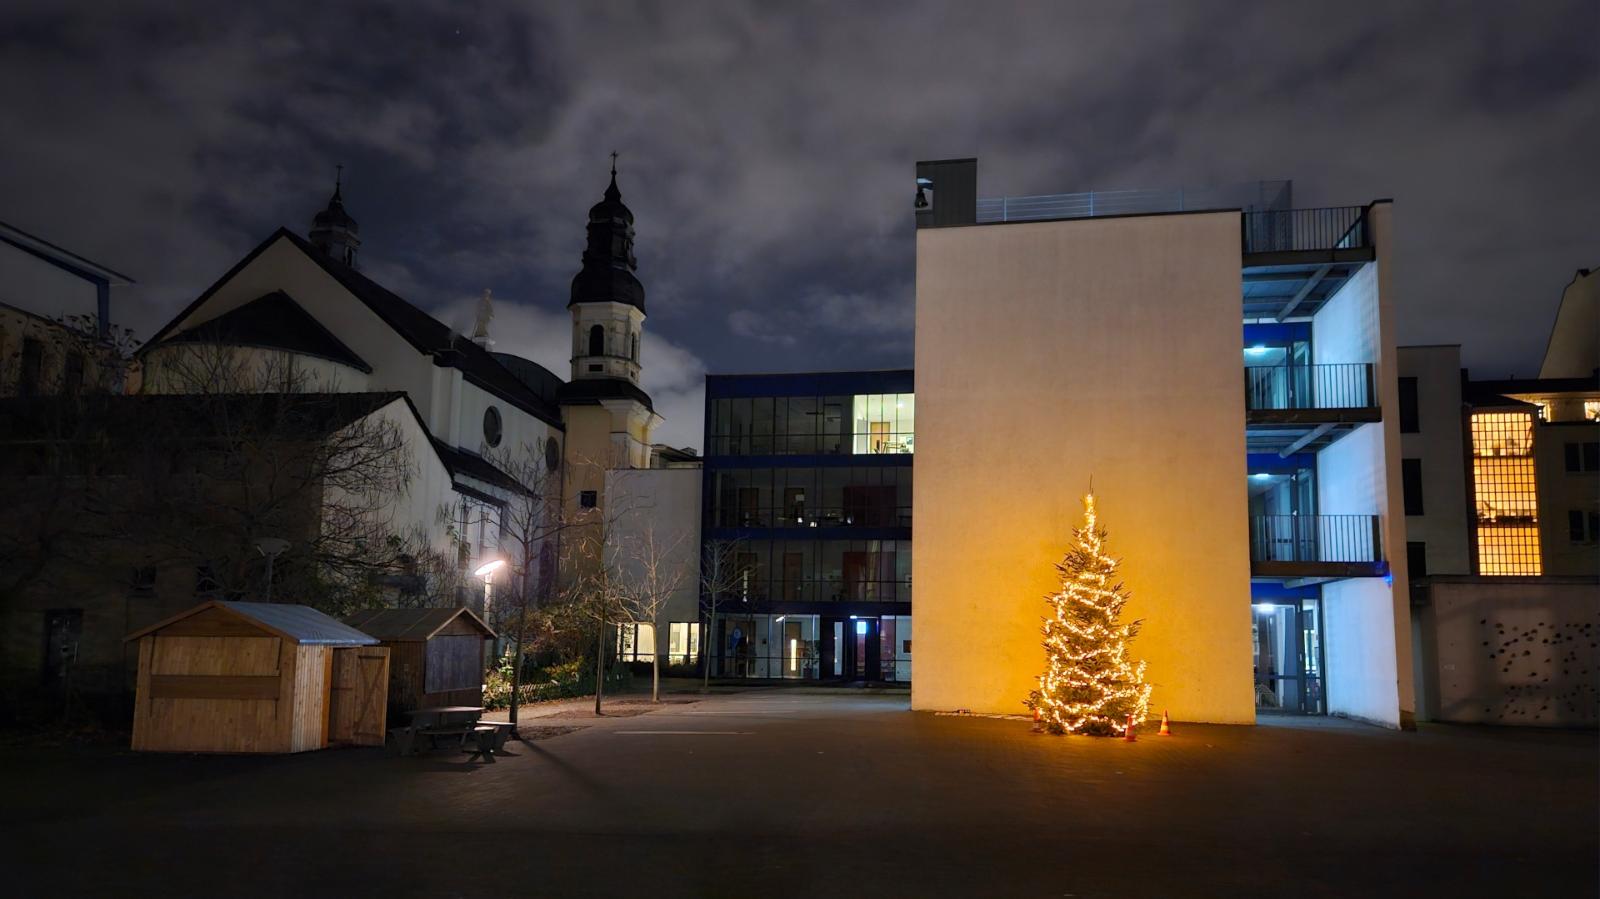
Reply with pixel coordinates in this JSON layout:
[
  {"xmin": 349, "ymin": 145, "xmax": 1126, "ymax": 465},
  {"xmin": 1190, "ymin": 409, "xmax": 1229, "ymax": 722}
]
[
  {"xmin": 126, "ymin": 601, "xmax": 389, "ymax": 753},
  {"xmin": 342, "ymin": 607, "xmax": 496, "ymax": 716}
]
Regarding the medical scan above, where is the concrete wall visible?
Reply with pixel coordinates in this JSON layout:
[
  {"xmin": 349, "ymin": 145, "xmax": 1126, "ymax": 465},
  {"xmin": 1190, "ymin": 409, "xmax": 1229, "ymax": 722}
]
[
  {"xmin": 607, "ymin": 467, "xmax": 703, "ymax": 631},
  {"xmin": 1414, "ymin": 577, "xmax": 1599, "ymax": 726},
  {"xmin": 1312, "ymin": 202, "xmax": 1413, "ymax": 728},
  {"xmin": 912, "ymin": 211, "xmax": 1254, "ymax": 723},
  {"xmin": 1397, "ymin": 345, "xmax": 1471, "ymax": 575},
  {"xmin": 1535, "ymin": 421, "xmax": 1600, "ymax": 576}
]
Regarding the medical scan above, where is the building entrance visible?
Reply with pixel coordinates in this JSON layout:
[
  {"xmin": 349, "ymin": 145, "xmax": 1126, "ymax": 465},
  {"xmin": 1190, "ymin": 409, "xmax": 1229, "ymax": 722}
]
[
  {"xmin": 1251, "ymin": 599, "xmax": 1325, "ymax": 714},
  {"xmin": 822, "ymin": 616, "xmax": 880, "ymax": 681}
]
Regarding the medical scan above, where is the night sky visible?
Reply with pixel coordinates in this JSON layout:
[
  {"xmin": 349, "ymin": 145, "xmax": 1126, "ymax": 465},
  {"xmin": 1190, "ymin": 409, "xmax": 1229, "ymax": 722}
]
[{"xmin": 2, "ymin": 2, "xmax": 1595, "ymax": 450}]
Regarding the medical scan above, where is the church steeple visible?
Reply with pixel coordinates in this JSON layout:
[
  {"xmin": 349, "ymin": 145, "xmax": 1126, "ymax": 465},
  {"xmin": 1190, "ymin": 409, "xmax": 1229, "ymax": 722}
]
[
  {"xmin": 568, "ymin": 157, "xmax": 646, "ymax": 385},
  {"xmin": 569, "ymin": 154, "xmax": 644, "ymax": 312},
  {"xmin": 310, "ymin": 165, "xmax": 360, "ymax": 268}
]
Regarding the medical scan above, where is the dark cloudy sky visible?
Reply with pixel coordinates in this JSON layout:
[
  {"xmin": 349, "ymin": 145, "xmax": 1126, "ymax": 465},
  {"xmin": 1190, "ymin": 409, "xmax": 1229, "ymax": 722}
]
[{"xmin": 2, "ymin": 2, "xmax": 1595, "ymax": 449}]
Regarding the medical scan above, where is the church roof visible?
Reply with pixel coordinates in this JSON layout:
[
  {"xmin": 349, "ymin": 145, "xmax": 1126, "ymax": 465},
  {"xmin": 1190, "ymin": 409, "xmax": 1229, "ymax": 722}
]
[
  {"xmin": 140, "ymin": 228, "xmax": 565, "ymax": 430},
  {"xmin": 163, "ymin": 290, "xmax": 372, "ymax": 372},
  {"xmin": 557, "ymin": 376, "xmax": 654, "ymax": 412},
  {"xmin": 429, "ymin": 438, "xmax": 530, "ymax": 496}
]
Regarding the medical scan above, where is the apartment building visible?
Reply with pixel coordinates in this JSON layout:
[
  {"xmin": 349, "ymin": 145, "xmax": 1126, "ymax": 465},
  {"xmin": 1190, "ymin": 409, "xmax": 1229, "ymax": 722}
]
[{"xmin": 911, "ymin": 159, "xmax": 1412, "ymax": 727}]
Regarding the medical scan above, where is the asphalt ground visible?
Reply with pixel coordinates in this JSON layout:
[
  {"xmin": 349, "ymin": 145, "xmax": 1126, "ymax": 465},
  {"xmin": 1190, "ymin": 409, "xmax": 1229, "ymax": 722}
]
[{"xmin": 5, "ymin": 691, "xmax": 1595, "ymax": 898}]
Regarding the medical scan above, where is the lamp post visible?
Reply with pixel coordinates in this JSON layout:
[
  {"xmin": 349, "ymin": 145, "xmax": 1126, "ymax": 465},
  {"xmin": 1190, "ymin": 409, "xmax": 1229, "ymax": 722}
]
[
  {"xmin": 473, "ymin": 558, "xmax": 505, "ymax": 617},
  {"xmin": 473, "ymin": 558, "xmax": 510, "ymax": 722},
  {"xmin": 253, "ymin": 537, "xmax": 290, "ymax": 602}
]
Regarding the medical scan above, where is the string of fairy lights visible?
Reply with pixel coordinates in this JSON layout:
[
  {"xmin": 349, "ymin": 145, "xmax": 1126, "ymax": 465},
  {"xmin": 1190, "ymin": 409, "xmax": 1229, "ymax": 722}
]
[{"xmin": 1027, "ymin": 492, "xmax": 1153, "ymax": 736}]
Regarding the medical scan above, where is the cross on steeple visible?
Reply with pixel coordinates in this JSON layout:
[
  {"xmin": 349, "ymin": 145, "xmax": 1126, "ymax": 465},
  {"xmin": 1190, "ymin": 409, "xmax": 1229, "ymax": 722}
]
[{"xmin": 609, "ymin": 151, "xmax": 618, "ymax": 177}]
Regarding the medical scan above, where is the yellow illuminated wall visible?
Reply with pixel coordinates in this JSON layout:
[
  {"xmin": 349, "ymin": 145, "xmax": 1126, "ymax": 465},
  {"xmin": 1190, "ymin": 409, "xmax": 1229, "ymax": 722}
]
[{"xmin": 1470, "ymin": 411, "xmax": 1541, "ymax": 575}]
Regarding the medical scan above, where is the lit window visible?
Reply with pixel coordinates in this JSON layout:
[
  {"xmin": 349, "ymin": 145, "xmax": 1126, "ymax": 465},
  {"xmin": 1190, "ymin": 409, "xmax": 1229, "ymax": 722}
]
[
  {"xmin": 1585, "ymin": 400, "xmax": 1599, "ymax": 422},
  {"xmin": 851, "ymin": 394, "xmax": 914, "ymax": 454},
  {"xmin": 616, "ymin": 622, "xmax": 656, "ymax": 662},
  {"xmin": 1470, "ymin": 411, "xmax": 1541, "ymax": 575},
  {"xmin": 667, "ymin": 622, "xmax": 701, "ymax": 665}
]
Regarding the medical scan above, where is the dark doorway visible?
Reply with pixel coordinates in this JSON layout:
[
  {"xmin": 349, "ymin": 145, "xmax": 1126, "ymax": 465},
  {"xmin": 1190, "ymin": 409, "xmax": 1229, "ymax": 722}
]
[
  {"xmin": 42, "ymin": 609, "xmax": 82, "ymax": 686},
  {"xmin": 822, "ymin": 616, "xmax": 880, "ymax": 681}
]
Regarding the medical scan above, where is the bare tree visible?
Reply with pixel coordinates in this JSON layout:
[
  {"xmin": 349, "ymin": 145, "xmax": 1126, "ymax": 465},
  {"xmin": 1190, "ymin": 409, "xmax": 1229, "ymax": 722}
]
[
  {"xmin": 698, "ymin": 538, "xmax": 746, "ymax": 692},
  {"xmin": 4, "ymin": 339, "xmax": 434, "ymax": 618},
  {"xmin": 614, "ymin": 526, "xmax": 689, "ymax": 703},
  {"xmin": 480, "ymin": 445, "xmax": 577, "ymax": 725}
]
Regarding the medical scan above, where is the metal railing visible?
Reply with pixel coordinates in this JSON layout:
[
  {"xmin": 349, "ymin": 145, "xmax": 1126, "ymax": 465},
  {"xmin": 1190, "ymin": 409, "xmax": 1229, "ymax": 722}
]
[
  {"xmin": 1250, "ymin": 515, "xmax": 1382, "ymax": 564},
  {"xmin": 715, "ymin": 506, "xmax": 912, "ymax": 529},
  {"xmin": 1242, "ymin": 206, "xmax": 1369, "ymax": 254},
  {"xmin": 975, "ymin": 179, "xmax": 1293, "ymax": 224},
  {"xmin": 1244, "ymin": 363, "xmax": 1375, "ymax": 410}
]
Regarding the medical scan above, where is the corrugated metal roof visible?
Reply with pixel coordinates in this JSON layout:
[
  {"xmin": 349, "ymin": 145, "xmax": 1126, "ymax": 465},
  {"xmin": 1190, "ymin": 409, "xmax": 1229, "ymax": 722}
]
[
  {"xmin": 343, "ymin": 607, "xmax": 494, "ymax": 641},
  {"xmin": 222, "ymin": 602, "xmax": 380, "ymax": 645}
]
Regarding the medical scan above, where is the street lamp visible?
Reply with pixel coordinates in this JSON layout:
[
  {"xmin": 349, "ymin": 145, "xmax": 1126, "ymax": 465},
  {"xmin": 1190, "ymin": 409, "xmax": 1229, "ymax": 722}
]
[{"xmin": 474, "ymin": 558, "xmax": 505, "ymax": 616}]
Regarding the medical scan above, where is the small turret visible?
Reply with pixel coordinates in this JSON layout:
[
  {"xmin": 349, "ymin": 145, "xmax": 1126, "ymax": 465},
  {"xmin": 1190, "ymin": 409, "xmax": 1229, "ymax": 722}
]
[{"xmin": 309, "ymin": 165, "xmax": 360, "ymax": 267}]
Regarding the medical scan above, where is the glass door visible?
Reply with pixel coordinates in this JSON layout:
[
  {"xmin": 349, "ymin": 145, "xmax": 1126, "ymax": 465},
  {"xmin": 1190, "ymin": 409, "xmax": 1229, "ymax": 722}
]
[{"xmin": 1251, "ymin": 600, "xmax": 1324, "ymax": 714}]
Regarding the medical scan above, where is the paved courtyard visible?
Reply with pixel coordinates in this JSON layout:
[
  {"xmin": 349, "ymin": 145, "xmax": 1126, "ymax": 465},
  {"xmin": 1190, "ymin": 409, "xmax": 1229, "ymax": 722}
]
[{"xmin": 6, "ymin": 690, "xmax": 1595, "ymax": 897}]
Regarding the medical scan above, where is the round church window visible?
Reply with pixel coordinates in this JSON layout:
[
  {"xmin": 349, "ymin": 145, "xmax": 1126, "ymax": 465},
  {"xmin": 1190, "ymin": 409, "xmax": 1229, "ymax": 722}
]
[{"xmin": 483, "ymin": 406, "xmax": 503, "ymax": 448}]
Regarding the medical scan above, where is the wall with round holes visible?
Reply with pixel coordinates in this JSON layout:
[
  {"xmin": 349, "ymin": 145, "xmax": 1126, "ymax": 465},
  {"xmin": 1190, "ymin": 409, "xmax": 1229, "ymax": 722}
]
[{"xmin": 1420, "ymin": 579, "xmax": 1599, "ymax": 726}]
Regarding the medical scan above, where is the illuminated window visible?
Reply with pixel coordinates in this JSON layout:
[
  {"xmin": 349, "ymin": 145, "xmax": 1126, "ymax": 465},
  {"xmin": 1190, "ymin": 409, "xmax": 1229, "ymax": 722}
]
[
  {"xmin": 616, "ymin": 622, "xmax": 655, "ymax": 662},
  {"xmin": 851, "ymin": 394, "xmax": 915, "ymax": 454},
  {"xmin": 1470, "ymin": 411, "xmax": 1541, "ymax": 575},
  {"xmin": 667, "ymin": 622, "xmax": 701, "ymax": 665},
  {"xmin": 1585, "ymin": 400, "xmax": 1599, "ymax": 422}
]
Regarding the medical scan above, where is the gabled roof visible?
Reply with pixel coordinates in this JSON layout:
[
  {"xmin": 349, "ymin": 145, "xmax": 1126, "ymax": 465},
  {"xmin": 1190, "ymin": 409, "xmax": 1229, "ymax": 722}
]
[
  {"xmin": 163, "ymin": 290, "xmax": 372, "ymax": 373},
  {"xmin": 140, "ymin": 228, "xmax": 565, "ymax": 429},
  {"xmin": 343, "ymin": 606, "xmax": 495, "ymax": 641},
  {"xmin": 431, "ymin": 438, "xmax": 529, "ymax": 496},
  {"xmin": 126, "ymin": 600, "xmax": 380, "ymax": 645}
]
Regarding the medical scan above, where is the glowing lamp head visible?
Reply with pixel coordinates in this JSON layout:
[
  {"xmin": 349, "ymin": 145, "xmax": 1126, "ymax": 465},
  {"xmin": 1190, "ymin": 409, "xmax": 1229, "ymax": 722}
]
[{"xmin": 473, "ymin": 559, "xmax": 506, "ymax": 579}]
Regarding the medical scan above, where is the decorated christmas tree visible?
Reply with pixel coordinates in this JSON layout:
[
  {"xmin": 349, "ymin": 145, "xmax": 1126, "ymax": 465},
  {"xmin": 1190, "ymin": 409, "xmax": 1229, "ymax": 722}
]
[{"xmin": 1026, "ymin": 491, "xmax": 1153, "ymax": 735}]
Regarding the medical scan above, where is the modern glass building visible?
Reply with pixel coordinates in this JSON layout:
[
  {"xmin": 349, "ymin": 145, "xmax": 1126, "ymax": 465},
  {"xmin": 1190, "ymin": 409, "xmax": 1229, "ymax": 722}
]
[{"xmin": 702, "ymin": 370, "xmax": 913, "ymax": 682}]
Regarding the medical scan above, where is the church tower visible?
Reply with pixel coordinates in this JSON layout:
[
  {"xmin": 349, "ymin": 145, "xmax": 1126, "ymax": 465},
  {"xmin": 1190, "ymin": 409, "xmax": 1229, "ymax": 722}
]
[
  {"xmin": 558, "ymin": 158, "xmax": 662, "ymax": 478},
  {"xmin": 568, "ymin": 157, "xmax": 645, "ymax": 385},
  {"xmin": 309, "ymin": 168, "xmax": 360, "ymax": 267}
]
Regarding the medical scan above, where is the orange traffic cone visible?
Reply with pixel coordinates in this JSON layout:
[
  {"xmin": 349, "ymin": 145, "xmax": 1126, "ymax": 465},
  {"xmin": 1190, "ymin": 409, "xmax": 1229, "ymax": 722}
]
[
  {"xmin": 1158, "ymin": 710, "xmax": 1172, "ymax": 736},
  {"xmin": 1123, "ymin": 714, "xmax": 1136, "ymax": 742}
]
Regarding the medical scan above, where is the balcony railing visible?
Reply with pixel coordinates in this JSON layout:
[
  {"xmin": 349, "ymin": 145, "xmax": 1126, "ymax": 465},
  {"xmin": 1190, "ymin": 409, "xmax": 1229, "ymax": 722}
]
[
  {"xmin": 1242, "ymin": 206, "xmax": 1369, "ymax": 255},
  {"xmin": 1245, "ymin": 363, "xmax": 1375, "ymax": 410},
  {"xmin": 1250, "ymin": 515, "xmax": 1382, "ymax": 564},
  {"xmin": 715, "ymin": 506, "xmax": 912, "ymax": 529}
]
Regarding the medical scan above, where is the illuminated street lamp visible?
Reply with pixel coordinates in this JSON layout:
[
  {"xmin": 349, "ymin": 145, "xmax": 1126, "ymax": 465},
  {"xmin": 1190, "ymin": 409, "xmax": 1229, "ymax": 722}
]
[{"xmin": 474, "ymin": 558, "xmax": 505, "ymax": 616}]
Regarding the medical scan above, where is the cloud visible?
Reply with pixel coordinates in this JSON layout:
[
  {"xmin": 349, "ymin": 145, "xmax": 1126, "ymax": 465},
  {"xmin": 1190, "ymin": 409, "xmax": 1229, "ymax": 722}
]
[
  {"xmin": 0, "ymin": 0, "xmax": 1595, "ymax": 381},
  {"xmin": 436, "ymin": 293, "xmax": 708, "ymax": 452}
]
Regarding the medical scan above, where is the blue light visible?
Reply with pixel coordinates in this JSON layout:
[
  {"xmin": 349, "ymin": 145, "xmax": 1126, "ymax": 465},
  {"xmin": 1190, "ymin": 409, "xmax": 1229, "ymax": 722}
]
[
  {"xmin": 855, "ymin": 621, "xmax": 868, "ymax": 636},
  {"xmin": 1245, "ymin": 345, "xmax": 1271, "ymax": 355}
]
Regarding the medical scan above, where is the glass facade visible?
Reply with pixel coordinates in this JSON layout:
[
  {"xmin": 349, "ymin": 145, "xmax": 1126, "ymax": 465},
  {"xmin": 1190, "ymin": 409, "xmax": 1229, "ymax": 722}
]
[
  {"xmin": 711, "ymin": 466, "xmax": 911, "ymax": 528},
  {"xmin": 704, "ymin": 371, "xmax": 913, "ymax": 682},
  {"xmin": 711, "ymin": 613, "xmax": 912, "ymax": 682},
  {"xmin": 708, "ymin": 392, "xmax": 914, "ymax": 456},
  {"xmin": 1470, "ymin": 411, "xmax": 1542, "ymax": 575}
]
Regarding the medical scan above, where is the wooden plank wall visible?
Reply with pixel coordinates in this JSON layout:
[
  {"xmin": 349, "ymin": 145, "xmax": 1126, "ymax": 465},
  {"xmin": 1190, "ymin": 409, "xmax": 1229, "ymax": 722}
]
[
  {"xmin": 287, "ymin": 644, "xmax": 330, "ymax": 752},
  {"xmin": 328, "ymin": 646, "xmax": 391, "ymax": 745},
  {"xmin": 131, "ymin": 630, "xmax": 289, "ymax": 753}
]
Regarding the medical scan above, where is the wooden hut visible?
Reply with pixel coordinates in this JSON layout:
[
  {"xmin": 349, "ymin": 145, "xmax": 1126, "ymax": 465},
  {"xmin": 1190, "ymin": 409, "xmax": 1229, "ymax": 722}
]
[
  {"xmin": 342, "ymin": 607, "xmax": 495, "ymax": 715},
  {"xmin": 126, "ymin": 601, "xmax": 389, "ymax": 753}
]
